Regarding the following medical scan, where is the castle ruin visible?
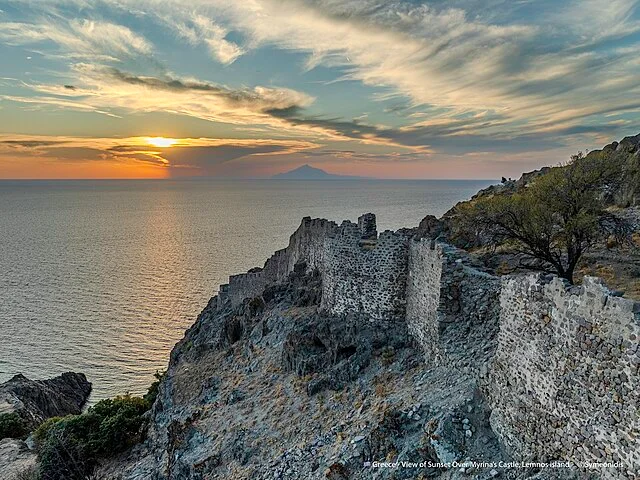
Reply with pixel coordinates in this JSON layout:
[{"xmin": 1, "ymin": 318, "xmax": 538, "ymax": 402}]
[{"xmin": 214, "ymin": 213, "xmax": 640, "ymax": 479}]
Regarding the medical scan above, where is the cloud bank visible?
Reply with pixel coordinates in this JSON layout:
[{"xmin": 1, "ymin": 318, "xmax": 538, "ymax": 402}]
[
  {"xmin": 1, "ymin": 0, "xmax": 639, "ymax": 177},
  {"xmin": 0, "ymin": 135, "xmax": 319, "ymax": 177}
]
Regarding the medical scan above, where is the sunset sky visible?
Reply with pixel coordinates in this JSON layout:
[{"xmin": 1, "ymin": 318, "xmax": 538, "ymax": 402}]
[{"xmin": 1, "ymin": 0, "xmax": 640, "ymax": 179}]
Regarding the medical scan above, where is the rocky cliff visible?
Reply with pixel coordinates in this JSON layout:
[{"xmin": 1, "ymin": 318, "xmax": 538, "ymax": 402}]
[
  {"xmin": 97, "ymin": 206, "xmax": 639, "ymax": 480},
  {"xmin": 5, "ymin": 135, "xmax": 639, "ymax": 480},
  {"xmin": 101, "ymin": 265, "xmax": 510, "ymax": 480}
]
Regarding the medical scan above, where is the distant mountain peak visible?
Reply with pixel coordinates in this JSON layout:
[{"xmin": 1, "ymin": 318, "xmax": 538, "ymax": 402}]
[
  {"xmin": 290, "ymin": 164, "xmax": 322, "ymax": 173},
  {"xmin": 272, "ymin": 164, "xmax": 363, "ymax": 180}
]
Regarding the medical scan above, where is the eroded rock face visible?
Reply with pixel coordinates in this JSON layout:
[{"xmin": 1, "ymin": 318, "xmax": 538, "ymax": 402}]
[
  {"xmin": 96, "ymin": 188, "xmax": 640, "ymax": 479},
  {"xmin": 97, "ymin": 266, "xmax": 516, "ymax": 480},
  {"xmin": 0, "ymin": 438, "xmax": 37, "ymax": 479},
  {"xmin": 0, "ymin": 372, "xmax": 92, "ymax": 429}
]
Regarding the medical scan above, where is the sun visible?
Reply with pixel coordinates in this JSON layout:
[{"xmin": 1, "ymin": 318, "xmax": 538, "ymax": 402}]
[{"xmin": 146, "ymin": 137, "xmax": 177, "ymax": 148}]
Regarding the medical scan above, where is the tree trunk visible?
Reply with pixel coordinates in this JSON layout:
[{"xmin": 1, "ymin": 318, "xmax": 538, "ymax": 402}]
[{"xmin": 563, "ymin": 264, "xmax": 576, "ymax": 284}]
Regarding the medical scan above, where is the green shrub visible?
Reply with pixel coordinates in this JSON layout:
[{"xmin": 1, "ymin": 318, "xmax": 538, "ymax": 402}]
[
  {"xmin": 32, "ymin": 416, "xmax": 65, "ymax": 446},
  {"xmin": 88, "ymin": 395, "xmax": 149, "ymax": 456},
  {"xmin": 37, "ymin": 394, "xmax": 152, "ymax": 480},
  {"xmin": 37, "ymin": 414, "xmax": 97, "ymax": 480},
  {"xmin": 463, "ymin": 152, "xmax": 631, "ymax": 283},
  {"xmin": 0, "ymin": 412, "xmax": 28, "ymax": 439}
]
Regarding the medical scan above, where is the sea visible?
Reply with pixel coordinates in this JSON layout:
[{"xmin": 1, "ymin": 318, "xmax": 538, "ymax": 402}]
[{"xmin": 0, "ymin": 179, "xmax": 493, "ymax": 402}]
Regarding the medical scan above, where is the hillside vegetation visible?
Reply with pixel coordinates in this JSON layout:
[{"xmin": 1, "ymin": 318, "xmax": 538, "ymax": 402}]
[{"xmin": 421, "ymin": 133, "xmax": 640, "ymax": 293}]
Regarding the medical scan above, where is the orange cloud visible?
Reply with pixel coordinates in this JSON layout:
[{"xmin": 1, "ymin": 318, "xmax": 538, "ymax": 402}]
[{"xmin": 0, "ymin": 135, "xmax": 319, "ymax": 179}]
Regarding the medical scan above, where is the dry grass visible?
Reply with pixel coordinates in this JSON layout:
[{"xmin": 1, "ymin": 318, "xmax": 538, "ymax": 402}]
[
  {"xmin": 625, "ymin": 280, "xmax": 640, "ymax": 299},
  {"xmin": 10, "ymin": 466, "xmax": 38, "ymax": 480},
  {"xmin": 374, "ymin": 383, "xmax": 388, "ymax": 397},
  {"xmin": 495, "ymin": 260, "xmax": 514, "ymax": 275},
  {"xmin": 576, "ymin": 262, "xmax": 640, "ymax": 300}
]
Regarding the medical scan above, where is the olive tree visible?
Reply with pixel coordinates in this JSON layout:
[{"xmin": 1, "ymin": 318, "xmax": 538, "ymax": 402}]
[{"xmin": 464, "ymin": 152, "xmax": 630, "ymax": 283}]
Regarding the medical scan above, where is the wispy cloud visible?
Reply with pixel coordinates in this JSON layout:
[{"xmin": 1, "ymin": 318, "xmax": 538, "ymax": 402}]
[
  {"xmin": 1, "ymin": 0, "xmax": 640, "ymax": 178},
  {"xmin": 5, "ymin": 64, "xmax": 315, "ymax": 126},
  {"xmin": 166, "ymin": 14, "xmax": 244, "ymax": 64},
  {"xmin": 6, "ymin": 1, "xmax": 640, "ymax": 141},
  {"xmin": 5, "ymin": 67, "xmax": 429, "ymax": 150},
  {"xmin": 195, "ymin": 0, "xmax": 640, "ymax": 136},
  {"xmin": 0, "ymin": 18, "xmax": 153, "ymax": 61}
]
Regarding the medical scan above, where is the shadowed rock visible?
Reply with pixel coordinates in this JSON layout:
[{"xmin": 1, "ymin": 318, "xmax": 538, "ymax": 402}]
[{"xmin": 0, "ymin": 372, "xmax": 92, "ymax": 429}]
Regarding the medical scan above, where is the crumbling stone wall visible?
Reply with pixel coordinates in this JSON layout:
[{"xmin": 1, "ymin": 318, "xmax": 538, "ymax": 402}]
[
  {"xmin": 213, "ymin": 212, "xmax": 640, "ymax": 478},
  {"xmin": 406, "ymin": 239, "xmax": 500, "ymax": 372},
  {"xmin": 406, "ymin": 239, "xmax": 443, "ymax": 362},
  {"xmin": 484, "ymin": 274, "xmax": 640, "ymax": 478},
  {"xmin": 219, "ymin": 217, "xmax": 338, "ymax": 306},
  {"xmin": 282, "ymin": 217, "xmax": 337, "ymax": 274},
  {"xmin": 357, "ymin": 213, "xmax": 377, "ymax": 240},
  {"xmin": 224, "ymin": 270, "xmax": 266, "ymax": 306},
  {"xmin": 220, "ymin": 213, "xmax": 408, "ymax": 314},
  {"xmin": 321, "ymin": 219, "xmax": 409, "ymax": 321}
]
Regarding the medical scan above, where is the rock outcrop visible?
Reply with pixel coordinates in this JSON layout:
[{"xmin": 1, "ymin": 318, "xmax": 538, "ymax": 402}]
[
  {"xmin": 0, "ymin": 372, "xmax": 91, "ymax": 480},
  {"xmin": 427, "ymin": 133, "xmax": 640, "ymax": 252},
  {"xmin": 99, "ymin": 266, "xmax": 512, "ymax": 480},
  {"xmin": 0, "ymin": 372, "xmax": 92, "ymax": 429},
  {"xmin": 92, "ymin": 134, "xmax": 640, "ymax": 480},
  {"xmin": 89, "ymin": 199, "xmax": 638, "ymax": 479}
]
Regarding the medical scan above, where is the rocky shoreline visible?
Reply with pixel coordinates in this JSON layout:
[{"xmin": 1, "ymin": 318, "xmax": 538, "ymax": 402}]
[{"xmin": 0, "ymin": 372, "xmax": 91, "ymax": 478}]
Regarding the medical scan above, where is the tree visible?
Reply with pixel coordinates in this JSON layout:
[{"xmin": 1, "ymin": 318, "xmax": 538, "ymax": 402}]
[{"xmin": 463, "ymin": 152, "xmax": 630, "ymax": 283}]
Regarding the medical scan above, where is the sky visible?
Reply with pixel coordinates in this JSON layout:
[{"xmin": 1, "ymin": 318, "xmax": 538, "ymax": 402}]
[{"xmin": 1, "ymin": 0, "xmax": 640, "ymax": 179}]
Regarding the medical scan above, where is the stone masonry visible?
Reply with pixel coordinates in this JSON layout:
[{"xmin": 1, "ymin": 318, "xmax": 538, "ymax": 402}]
[
  {"xmin": 320, "ymin": 217, "xmax": 410, "ymax": 321},
  {"xmin": 484, "ymin": 274, "xmax": 640, "ymax": 479},
  {"xmin": 406, "ymin": 239, "xmax": 501, "ymax": 372},
  {"xmin": 406, "ymin": 239, "xmax": 443, "ymax": 362},
  {"xmin": 220, "ymin": 213, "xmax": 411, "ymax": 322},
  {"xmin": 213, "ymin": 212, "xmax": 640, "ymax": 478},
  {"xmin": 219, "ymin": 217, "xmax": 338, "ymax": 306}
]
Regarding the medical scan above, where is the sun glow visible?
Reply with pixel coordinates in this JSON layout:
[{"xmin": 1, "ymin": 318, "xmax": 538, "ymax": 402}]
[{"xmin": 146, "ymin": 137, "xmax": 177, "ymax": 148}]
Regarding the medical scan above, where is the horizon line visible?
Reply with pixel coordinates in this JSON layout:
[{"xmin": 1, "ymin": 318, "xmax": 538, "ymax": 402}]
[{"xmin": 0, "ymin": 177, "xmax": 499, "ymax": 182}]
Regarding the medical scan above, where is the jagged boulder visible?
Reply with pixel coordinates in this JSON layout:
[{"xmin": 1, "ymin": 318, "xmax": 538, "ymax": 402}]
[
  {"xmin": 0, "ymin": 373, "xmax": 91, "ymax": 479},
  {"xmin": 0, "ymin": 372, "xmax": 92, "ymax": 430}
]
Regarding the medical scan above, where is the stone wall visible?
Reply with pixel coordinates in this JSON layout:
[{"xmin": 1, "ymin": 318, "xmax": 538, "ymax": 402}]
[
  {"xmin": 214, "ymin": 211, "xmax": 640, "ymax": 477},
  {"xmin": 224, "ymin": 270, "xmax": 267, "ymax": 306},
  {"xmin": 484, "ymin": 274, "xmax": 640, "ymax": 478},
  {"xmin": 406, "ymin": 239, "xmax": 443, "ymax": 362},
  {"xmin": 282, "ymin": 217, "xmax": 337, "ymax": 274},
  {"xmin": 218, "ymin": 217, "xmax": 338, "ymax": 306},
  {"xmin": 219, "ymin": 212, "xmax": 411, "ymax": 319},
  {"xmin": 406, "ymin": 239, "xmax": 501, "ymax": 371},
  {"xmin": 321, "ymin": 220, "xmax": 409, "ymax": 321}
]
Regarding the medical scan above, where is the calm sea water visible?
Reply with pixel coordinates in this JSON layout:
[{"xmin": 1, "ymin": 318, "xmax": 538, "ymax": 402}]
[{"xmin": 0, "ymin": 179, "xmax": 493, "ymax": 401}]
